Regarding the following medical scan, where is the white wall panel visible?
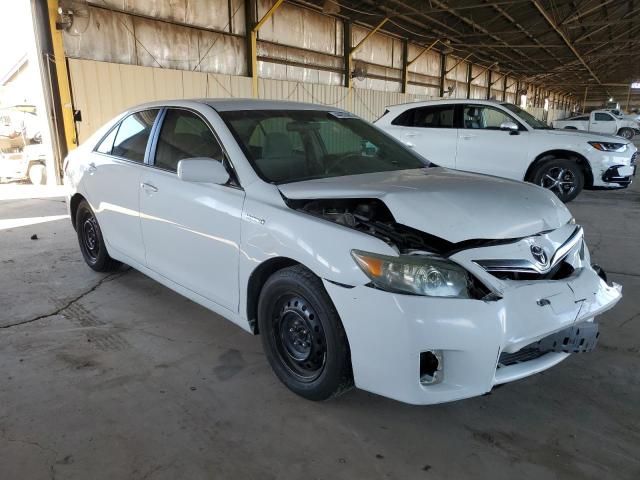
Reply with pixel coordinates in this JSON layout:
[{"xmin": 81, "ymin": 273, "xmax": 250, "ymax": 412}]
[{"xmin": 69, "ymin": 59, "xmax": 436, "ymax": 144}]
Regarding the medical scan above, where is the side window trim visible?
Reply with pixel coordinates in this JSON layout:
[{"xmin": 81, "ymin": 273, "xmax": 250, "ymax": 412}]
[
  {"xmin": 147, "ymin": 106, "xmax": 242, "ymax": 189},
  {"xmin": 146, "ymin": 107, "xmax": 167, "ymax": 166}
]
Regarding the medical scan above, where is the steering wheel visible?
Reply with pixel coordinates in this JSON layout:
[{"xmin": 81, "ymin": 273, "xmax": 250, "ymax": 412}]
[{"xmin": 324, "ymin": 153, "xmax": 363, "ymax": 176}]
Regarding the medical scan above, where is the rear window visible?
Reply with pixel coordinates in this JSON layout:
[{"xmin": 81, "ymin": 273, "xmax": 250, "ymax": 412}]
[{"xmin": 391, "ymin": 105, "xmax": 455, "ymax": 128}]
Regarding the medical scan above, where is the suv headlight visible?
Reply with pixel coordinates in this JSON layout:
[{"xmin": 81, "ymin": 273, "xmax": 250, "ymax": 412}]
[
  {"xmin": 351, "ymin": 250, "xmax": 474, "ymax": 298},
  {"xmin": 588, "ymin": 141, "xmax": 627, "ymax": 152}
]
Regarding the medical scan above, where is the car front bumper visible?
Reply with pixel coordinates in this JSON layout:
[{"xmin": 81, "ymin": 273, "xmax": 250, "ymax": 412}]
[
  {"xmin": 588, "ymin": 149, "xmax": 637, "ymax": 188},
  {"xmin": 324, "ymin": 265, "xmax": 621, "ymax": 405}
]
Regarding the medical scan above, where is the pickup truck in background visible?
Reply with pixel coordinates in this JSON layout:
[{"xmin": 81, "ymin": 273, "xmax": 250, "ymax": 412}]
[
  {"xmin": 0, "ymin": 108, "xmax": 47, "ymax": 184},
  {"xmin": 552, "ymin": 110, "xmax": 639, "ymax": 140}
]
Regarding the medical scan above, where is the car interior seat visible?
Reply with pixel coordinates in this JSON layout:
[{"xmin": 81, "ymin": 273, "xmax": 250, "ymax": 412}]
[
  {"xmin": 465, "ymin": 107, "xmax": 483, "ymax": 129},
  {"xmin": 257, "ymin": 132, "xmax": 307, "ymax": 182}
]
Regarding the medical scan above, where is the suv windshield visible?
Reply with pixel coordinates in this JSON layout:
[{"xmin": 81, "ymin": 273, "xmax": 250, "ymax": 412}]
[
  {"xmin": 501, "ymin": 103, "xmax": 551, "ymax": 129},
  {"xmin": 220, "ymin": 110, "xmax": 429, "ymax": 184}
]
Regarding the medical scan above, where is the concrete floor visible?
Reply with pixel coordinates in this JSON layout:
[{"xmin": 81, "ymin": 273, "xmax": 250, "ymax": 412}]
[{"xmin": 1, "ymin": 179, "xmax": 639, "ymax": 480}]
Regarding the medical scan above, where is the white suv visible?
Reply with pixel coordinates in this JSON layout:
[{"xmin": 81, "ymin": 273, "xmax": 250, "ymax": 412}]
[{"xmin": 375, "ymin": 99, "xmax": 637, "ymax": 202}]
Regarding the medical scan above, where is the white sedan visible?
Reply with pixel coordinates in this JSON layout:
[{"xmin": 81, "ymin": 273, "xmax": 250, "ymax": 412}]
[{"xmin": 64, "ymin": 99, "xmax": 622, "ymax": 405}]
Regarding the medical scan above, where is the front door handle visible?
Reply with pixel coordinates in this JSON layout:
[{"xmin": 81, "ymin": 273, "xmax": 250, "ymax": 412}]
[
  {"xmin": 460, "ymin": 134, "xmax": 477, "ymax": 140},
  {"xmin": 141, "ymin": 182, "xmax": 158, "ymax": 193}
]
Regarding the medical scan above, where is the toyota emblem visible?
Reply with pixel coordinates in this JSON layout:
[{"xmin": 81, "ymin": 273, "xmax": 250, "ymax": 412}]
[{"xmin": 530, "ymin": 245, "xmax": 549, "ymax": 267}]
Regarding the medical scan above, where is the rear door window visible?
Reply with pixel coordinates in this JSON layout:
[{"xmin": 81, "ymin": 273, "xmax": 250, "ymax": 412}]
[{"xmin": 112, "ymin": 109, "xmax": 159, "ymax": 162}]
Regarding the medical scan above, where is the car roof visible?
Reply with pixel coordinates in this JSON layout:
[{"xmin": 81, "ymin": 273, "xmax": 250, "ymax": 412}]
[
  {"xmin": 385, "ymin": 98, "xmax": 508, "ymax": 110},
  {"xmin": 128, "ymin": 98, "xmax": 347, "ymax": 113}
]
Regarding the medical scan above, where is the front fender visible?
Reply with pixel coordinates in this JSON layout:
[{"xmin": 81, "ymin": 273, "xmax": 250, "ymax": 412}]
[{"xmin": 237, "ymin": 186, "xmax": 397, "ymax": 319}]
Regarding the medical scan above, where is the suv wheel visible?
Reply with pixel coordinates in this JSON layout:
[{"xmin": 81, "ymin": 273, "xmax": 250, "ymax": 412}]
[
  {"xmin": 257, "ymin": 265, "xmax": 353, "ymax": 401},
  {"xmin": 75, "ymin": 200, "xmax": 120, "ymax": 272},
  {"xmin": 532, "ymin": 158, "xmax": 584, "ymax": 203}
]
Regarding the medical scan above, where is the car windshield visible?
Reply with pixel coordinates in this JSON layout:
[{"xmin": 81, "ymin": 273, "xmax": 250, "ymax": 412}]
[
  {"xmin": 219, "ymin": 110, "xmax": 430, "ymax": 184},
  {"xmin": 501, "ymin": 103, "xmax": 551, "ymax": 129}
]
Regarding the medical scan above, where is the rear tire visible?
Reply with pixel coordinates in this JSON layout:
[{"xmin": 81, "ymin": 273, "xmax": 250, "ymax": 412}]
[
  {"xmin": 75, "ymin": 200, "xmax": 120, "ymax": 272},
  {"xmin": 531, "ymin": 158, "xmax": 584, "ymax": 203},
  {"xmin": 617, "ymin": 128, "xmax": 634, "ymax": 140},
  {"xmin": 28, "ymin": 163, "xmax": 46, "ymax": 185},
  {"xmin": 257, "ymin": 265, "xmax": 353, "ymax": 401}
]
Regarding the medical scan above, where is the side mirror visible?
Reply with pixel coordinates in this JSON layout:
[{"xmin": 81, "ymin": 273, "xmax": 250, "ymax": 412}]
[
  {"xmin": 500, "ymin": 121, "xmax": 519, "ymax": 132},
  {"xmin": 177, "ymin": 157, "xmax": 230, "ymax": 185}
]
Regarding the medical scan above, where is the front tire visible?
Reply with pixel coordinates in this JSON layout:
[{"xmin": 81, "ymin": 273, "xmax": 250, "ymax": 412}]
[
  {"xmin": 531, "ymin": 158, "xmax": 584, "ymax": 203},
  {"xmin": 257, "ymin": 265, "xmax": 352, "ymax": 401},
  {"xmin": 28, "ymin": 163, "xmax": 46, "ymax": 185},
  {"xmin": 617, "ymin": 128, "xmax": 634, "ymax": 140},
  {"xmin": 75, "ymin": 200, "xmax": 120, "ymax": 272}
]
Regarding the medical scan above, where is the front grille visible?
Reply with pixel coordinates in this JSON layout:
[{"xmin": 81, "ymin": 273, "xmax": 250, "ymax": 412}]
[
  {"xmin": 488, "ymin": 261, "xmax": 574, "ymax": 281},
  {"xmin": 474, "ymin": 227, "xmax": 583, "ymax": 282}
]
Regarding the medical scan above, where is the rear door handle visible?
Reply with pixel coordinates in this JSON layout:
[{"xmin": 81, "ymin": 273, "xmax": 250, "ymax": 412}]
[
  {"xmin": 404, "ymin": 132, "xmax": 419, "ymax": 138},
  {"xmin": 141, "ymin": 182, "xmax": 158, "ymax": 193},
  {"xmin": 460, "ymin": 134, "xmax": 477, "ymax": 140}
]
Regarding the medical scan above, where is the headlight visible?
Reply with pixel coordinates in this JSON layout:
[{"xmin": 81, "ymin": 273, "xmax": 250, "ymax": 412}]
[
  {"xmin": 588, "ymin": 141, "xmax": 627, "ymax": 152},
  {"xmin": 351, "ymin": 250, "xmax": 473, "ymax": 298}
]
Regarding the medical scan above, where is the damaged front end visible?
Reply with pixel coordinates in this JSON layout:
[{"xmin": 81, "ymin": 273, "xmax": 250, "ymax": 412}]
[
  {"xmin": 284, "ymin": 197, "xmax": 518, "ymax": 257},
  {"xmin": 284, "ymin": 197, "xmax": 502, "ymax": 300},
  {"xmin": 277, "ymin": 193, "xmax": 621, "ymax": 404}
]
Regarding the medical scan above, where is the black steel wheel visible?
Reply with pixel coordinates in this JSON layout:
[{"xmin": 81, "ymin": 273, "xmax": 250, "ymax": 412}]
[
  {"xmin": 258, "ymin": 265, "xmax": 352, "ymax": 400},
  {"xmin": 532, "ymin": 158, "xmax": 584, "ymax": 203},
  {"xmin": 75, "ymin": 200, "xmax": 120, "ymax": 272},
  {"xmin": 273, "ymin": 294, "xmax": 327, "ymax": 381}
]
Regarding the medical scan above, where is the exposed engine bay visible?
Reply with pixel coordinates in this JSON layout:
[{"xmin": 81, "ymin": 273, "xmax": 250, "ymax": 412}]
[{"xmin": 285, "ymin": 197, "xmax": 519, "ymax": 256}]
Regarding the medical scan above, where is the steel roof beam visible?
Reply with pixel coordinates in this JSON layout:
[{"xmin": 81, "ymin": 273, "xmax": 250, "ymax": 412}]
[{"xmin": 531, "ymin": 0, "xmax": 602, "ymax": 87}]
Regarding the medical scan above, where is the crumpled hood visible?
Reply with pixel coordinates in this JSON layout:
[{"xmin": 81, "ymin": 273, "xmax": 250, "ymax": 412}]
[{"xmin": 278, "ymin": 168, "xmax": 572, "ymax": 243}]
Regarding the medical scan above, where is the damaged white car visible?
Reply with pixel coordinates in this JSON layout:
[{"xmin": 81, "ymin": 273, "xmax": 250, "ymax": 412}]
[{"xmin": 64, "ymin": 100, "xmax": 622, "ymax": 405}]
